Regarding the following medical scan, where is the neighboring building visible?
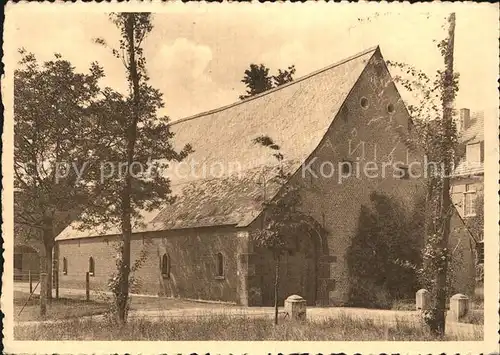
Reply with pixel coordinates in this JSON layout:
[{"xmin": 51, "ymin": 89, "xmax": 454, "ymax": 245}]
[
  {"xmin": 14, "ymin": 226, "xmax": 42, "ymax": 281},
  {"xmin": 55, "ymin": 46, "xmax": 476, "ymax": 306},
  {"xmin": 451, "ymin": 108, "xmax": 484, "ymax": 284}
]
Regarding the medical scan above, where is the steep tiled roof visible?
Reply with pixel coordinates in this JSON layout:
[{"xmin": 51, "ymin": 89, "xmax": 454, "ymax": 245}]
[
  {"xmin": 459, "ymin": 111, "xmax": 484, "ymax": 144},
  {"xmin": 56, "ymin": 46, "xmax": 378, "ymax": 241}
]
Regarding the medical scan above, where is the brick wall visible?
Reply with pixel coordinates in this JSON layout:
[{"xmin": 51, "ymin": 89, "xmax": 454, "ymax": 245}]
[
  {"xmin": 245, "ymin": 52, "xmax": 424, "ymax": 306},
  {"xmin": 298, "ymin": 52, "xmax": 423, "ymax": 305},
  {"xmin": 57, "ymin": 226, "xmax": 249, "ymax": 303}
]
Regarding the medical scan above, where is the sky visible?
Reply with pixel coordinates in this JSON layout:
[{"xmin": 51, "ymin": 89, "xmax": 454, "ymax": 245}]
[{"xmin": 8, "ymin": 2, "xmax": 499, "ymax": 121}]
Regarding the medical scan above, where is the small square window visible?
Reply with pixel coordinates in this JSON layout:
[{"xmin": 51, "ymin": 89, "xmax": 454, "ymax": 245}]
[
  {"xmin": 341, "ymin": 160, "xmax": 353, "ymax": 175},
  {"xmin": 396, "ymin": 166, "xmax": 410, "ymax": 180}
]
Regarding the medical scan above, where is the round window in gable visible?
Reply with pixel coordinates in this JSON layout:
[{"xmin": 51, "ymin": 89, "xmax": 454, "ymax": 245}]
[
  {"xmin": 387, "ymin": 103, "xmax": 395, "ymax": 114},
  {"xmin": 360, "ymin": 97, "xmax": 369, "ymax": 109}
]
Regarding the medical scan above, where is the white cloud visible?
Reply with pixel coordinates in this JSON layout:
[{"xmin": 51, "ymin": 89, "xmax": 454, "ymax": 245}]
[
  {"xmin": 149, "ymin": 38, "xmax": 236, "ymax": 119},
  {"xmin": 158, "ymin": 38, "xmax": 213, "ymax": 80}
]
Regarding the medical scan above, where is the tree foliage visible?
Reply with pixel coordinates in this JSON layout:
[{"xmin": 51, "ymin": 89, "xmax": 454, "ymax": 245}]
[
  {"xmin": 466, "ymin": 193, "xmax": 484, "ymax": 282},
  {"xmin": 239, "ymin": 64, "xmax": 296, "ymax": 100},
  {"xmin": 465, "ymin": 193, "xmax": 484, "ymax": 242},
  {"xmin": 387, "ymin": 13, "xmax": 459, "ymax": 335},
  {"xmin": 90, "ymin": 12, "xmax": 192, "ymax": 323},
  {"xmin": 14, "ymin": 49, "xmax": 105, "ymax": 301},
  {"xmin": 251, "ymin": 135, "xmax": 319, "ymax": 324},
  {"xmin": 346, "ymin": 192, "xmax": 425, "ymax": 308}
]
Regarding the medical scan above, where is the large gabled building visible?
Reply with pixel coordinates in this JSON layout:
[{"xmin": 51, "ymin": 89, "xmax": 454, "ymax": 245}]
[{"xmin": 54, "ymin": 47, "xmax": 476, "ymax": 306}]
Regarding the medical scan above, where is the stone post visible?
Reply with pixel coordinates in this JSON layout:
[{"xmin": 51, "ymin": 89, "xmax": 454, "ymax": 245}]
[
  {"xmin": 450, "ymin": 293, "xmax": 469, "ymax": 322},
  {"xmin": 416, "ymin": 289, "xmax": 430, "ymax": 311},
  {"xmin": 39, "ymin": 272, "xmax": 47, "ymax": 317},
  {"xmin": 86, "ymin": 272, "xmax": 90, "ymax": 301},
  {"xmin": 284, "ymin": 294, "xmax": 307, "ymax": 321}
]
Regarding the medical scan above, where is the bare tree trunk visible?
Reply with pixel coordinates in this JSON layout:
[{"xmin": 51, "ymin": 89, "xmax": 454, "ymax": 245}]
[
  {"xmin": 42, "ymin": 226, "xmax": 54, "ymax": 302},
  {"xmin": 45, "ymin": 243, "xmax": 53, "ymax": 302},
  {"xmin": 431, "ymin": 12, "xmax": 456, "ymax": 337},
  {"xmin": 274, "ymin": 255, "xmax": 280, "ymax": 325},
  {"xmin": 40, "ymin": 272, "xmax": 47, "ymax": 317},
  {"xmin": 116, "ymin": 13, "xmax": 141, "ymax": 325}
]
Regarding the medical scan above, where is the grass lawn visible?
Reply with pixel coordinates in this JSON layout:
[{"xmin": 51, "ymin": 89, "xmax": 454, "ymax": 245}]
[
  {"xmin": 14, "ymin": 290, "xmax": 233, "ymax": 322},
  {"xmin": 14, "ymin": 291, "xmax": 108, "ymax": 322},
  {"xmin": 14, "ymin": 313, "xmax": 483, "ymax": 341}
]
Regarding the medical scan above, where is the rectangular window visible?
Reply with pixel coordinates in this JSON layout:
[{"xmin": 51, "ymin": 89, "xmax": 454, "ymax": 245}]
[
  {"xmin": 215, "ymin": 253, "xmax": 224, "ymax": 279},
  {"xmin": 341, "ymin": 160, "xmax": 353, "ymax": 175},
  {"xmin": 63, "ymin": 257, "xmax": 68, "ymax": 275},
  {"xmin": 466, "ymin": 143, "xmax": 481, "ymax": 164},
  {"xmin": 476, "ymin": 241, "xmax": 484, "ymax": 264},
  {"xmin": 396, "ymin": 165, "xmax": 410, "ymax": 180},
  {"xmin": 463, "ymin": 184, "xmax": 477, "ymax": 217}
]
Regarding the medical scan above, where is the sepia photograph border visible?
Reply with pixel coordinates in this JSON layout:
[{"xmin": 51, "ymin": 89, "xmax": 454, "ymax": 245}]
[{"xmin": 2, "ymin": 1, "xmax": 499, "ymax": 353}]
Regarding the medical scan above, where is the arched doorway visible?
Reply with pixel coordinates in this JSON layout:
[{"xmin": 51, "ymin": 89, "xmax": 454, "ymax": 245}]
[
  {"xmin": 258, "ymin": 217, "xmax": 326, "ymax": 306},
  {"xmin": 281, "ymin": 224, "xmax": 323, "ymax": 306},
  {"xmin": 14, "ymin": 245, "xmax": 40, "ymax": 281}
]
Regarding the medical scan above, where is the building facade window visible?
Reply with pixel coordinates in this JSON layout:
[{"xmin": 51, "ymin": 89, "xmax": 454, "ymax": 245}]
[
  {"xmin": 63, "ymin": 257, "xmax": 68, "ymax": 275},
  {"xmin": 161, "ymin": 253, "xmax": 170, "ymax": 279},
  {"xmin": 360, "ymin": 97, "xmax": 369, "ymax": 109},
  {"xmin": 88, "ymin": 257, "xmax": 95, "ymax": 277},
  {"xmin": 396, "ymin": 165, "xmax": 410, "ymax": 180},
  {"xmin": 476, "ymin": 241, "xmax": 484, "ymax": 265},
  {"xmin": 341, "ymin": 160, "xmax": 353, "ymax": 175},
  {"xmin": 463, "ymin": 184, "xmax": 477, "ymax": 217},
  {"xmin": 216, "ymin": 252, "xmax": 224, "ymax": 278},
  {"xmin": 466, "ymin": 142, "xmax": 481, "ymax": 164}
]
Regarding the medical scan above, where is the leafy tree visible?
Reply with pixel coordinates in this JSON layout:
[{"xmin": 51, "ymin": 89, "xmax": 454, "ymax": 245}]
[
  {"xmin": 239, "ymin": 64, "xmax": 296, "ymax": 100},
  {"xmin": 272, "ymin": 65, "xmax": 296, "ymax": 87},
  {"xmin": 346, "ymin": 192, "xmax": 424, "ymax": 308},
  {"xmin": 91, "ymin": 13, "xmax": 192, "ymax": 324},
  {"xmin": 386, "ymin": 13, "xmax": 459, "ymax": 335},
  {"xmin": 465, "ymin": 193, "xmax": 484, "ymax": 242},
  {"xmin": 251, "ymin": 135, "xmax": 318, "ymax": 325},
  {"xmin": 466, "ymin": 193, "xmax": 484, "ymax": 283},
  {"xmin": 14, "ymin": 50, "xmax": 104, "ymax": 307}
]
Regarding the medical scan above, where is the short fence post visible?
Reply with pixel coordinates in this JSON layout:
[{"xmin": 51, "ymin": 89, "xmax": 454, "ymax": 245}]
[
  {"xmin": 40, "ymin": 272, "xmax": 47, "ymax": 317},
  {"xmin": 55, "ymin": 269, "xmax": 59, "ymax": 299},
  {"xmin": 86, "ymin": 272, "xmax": 90, "ymax": 302},
  {"xmin": 29, "ymin": 270, "xmax": 32, "ymax": 294}
]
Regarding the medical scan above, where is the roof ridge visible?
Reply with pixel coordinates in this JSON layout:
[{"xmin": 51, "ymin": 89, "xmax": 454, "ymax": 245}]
[{"xmin": 170, "ymin": 45, "xmax": 379, "ymax": 127}]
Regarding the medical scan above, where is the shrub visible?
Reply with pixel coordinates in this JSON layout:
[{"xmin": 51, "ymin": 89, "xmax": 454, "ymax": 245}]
[{"xmin": 346, "ymin": 192, "xmax": 424, "ymax": 307}]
